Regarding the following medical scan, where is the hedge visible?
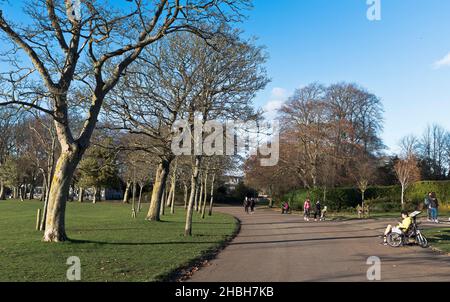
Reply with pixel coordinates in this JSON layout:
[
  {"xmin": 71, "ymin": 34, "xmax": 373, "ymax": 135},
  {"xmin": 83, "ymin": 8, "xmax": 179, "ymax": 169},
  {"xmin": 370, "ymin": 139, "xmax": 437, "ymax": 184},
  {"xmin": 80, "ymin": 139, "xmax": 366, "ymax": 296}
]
[{"xmin": 282, "ymin": 181, "xmax": 450, "ymax": 212}]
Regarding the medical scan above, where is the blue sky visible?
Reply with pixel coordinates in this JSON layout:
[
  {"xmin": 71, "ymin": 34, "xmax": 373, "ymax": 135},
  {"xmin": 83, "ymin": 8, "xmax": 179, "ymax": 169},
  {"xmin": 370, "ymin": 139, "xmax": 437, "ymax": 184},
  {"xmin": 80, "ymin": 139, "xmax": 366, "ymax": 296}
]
[
  {"xmin": 241, "ymin": 0, "xmax": 450, "ymax": 153},
  {"xmin": 2, "ymin": 0, "xmax": 450, "ymax": 153}
]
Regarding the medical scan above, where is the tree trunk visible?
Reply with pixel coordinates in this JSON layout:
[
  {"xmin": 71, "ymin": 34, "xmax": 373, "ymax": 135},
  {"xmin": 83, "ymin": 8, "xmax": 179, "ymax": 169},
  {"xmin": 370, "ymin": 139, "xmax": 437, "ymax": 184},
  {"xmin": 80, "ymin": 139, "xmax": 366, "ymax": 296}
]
[
  {"xmin": 12, "ymin": 187, "xmax": 17, "ymax": 199},
  {"xmin": 40, "ymin": 176, "xmax": 46, "ymax": 202},
  {"xmin": 123, "ymin": 181, "xmax": 131, "ymax": 204},
  {"xmin": 208, "ymin": 174, "xmax": 216, "ymax": 216},
  {"xmin": 160, "ymin": 187, "xmax": 166, "ymax": 217},
  {"xmin": 184, "ymin": 183, "xmax": 188, "ymax": 210},
  {"xmin": 201, "ymin": 173, "xmax": 208, "ymax": 219},
  {"xmin": 185, "ymin": 156, "xmax": 201, "ymax": 237},
  {"xmin": 401, "ymin": 185, "xmax": 405, "ymax": 210},
  {"xmin": 0, "ymin": 180, "xmax": 5, "ymax": 200},
  {"xmin": 78, "ymin": 187, "xmax": 84, "ymax": 203},
  {"xmin": 92, "ymin": 187, "xmax": 98, "ymax": 204},
  {"xmin": 146, "ymin": 160, "xmax": 170, "ymax": 222},
  {"xmin": 170, "ymin": 160, "xmax": 178, "ymax": 214},
  {"xmin": 198, "ymin": 179, "xmax": 204, "ymax": 213},
  {"xmin": 131, "ymin": 181, "xmax": 136, "ymax": 217},
  {"xmin": 19, "ymin": 185, "xmax": 24, "ymax": 201},
  {"xmin": 361, "ymin": 191, "xmax": 365, "ymax": 209},
  {"xmin": 138, "ymin": 185, "xmax": 143, "ymax": 212},
  {"xmin": 39, "ymin": 174, "xmax": 49, "ymax": 231},
  {"xmin": 29, "ymin": 185, "xmax": 34, "ymax": 200},
  {"xmin": 43, "ymin": 150, "xmax": 82, "ymax": 242},
  {"xmin": 195, "ymin": 182, "xmax": 201, "ymax": 212}
]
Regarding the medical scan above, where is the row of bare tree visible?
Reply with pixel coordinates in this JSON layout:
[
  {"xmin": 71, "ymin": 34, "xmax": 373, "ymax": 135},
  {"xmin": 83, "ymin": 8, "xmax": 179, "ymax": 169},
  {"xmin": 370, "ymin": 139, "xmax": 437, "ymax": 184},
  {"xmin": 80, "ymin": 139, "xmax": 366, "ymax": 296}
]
[
  {"xmin": 0, "ymin": 0, "xmax": 266, "ymax": 242},
  {"xmin": 245, "ymin": 83, "xmax": 385, "ymax": 198}
]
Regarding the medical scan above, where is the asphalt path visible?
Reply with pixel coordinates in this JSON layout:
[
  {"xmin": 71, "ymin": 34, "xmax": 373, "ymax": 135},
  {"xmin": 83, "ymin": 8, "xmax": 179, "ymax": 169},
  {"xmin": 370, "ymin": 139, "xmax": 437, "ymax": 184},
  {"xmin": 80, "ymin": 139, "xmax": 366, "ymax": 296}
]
[{"xmin": 188, "ymin": 207, "xmax": 450, "ymax": 282}]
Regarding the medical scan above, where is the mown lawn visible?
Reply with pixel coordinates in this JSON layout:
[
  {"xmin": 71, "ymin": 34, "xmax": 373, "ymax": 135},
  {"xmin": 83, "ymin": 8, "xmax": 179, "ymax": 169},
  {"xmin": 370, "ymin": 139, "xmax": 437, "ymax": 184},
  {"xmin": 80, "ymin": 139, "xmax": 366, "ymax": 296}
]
[
  {"xmin": 423, "ymin": 228, "xmax": 450, "ymax": 254},
  {"xmin": 0, "ymin": 200, "xmax": 238, "ymax": 282}
]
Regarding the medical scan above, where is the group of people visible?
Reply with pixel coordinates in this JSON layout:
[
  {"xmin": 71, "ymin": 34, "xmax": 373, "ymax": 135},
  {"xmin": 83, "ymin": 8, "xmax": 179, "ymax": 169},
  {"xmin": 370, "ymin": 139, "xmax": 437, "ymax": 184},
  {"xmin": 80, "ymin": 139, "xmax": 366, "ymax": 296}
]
[
  {"xmin": 280, "ymin": 199, "xmax": 327, "ymax": 221},
  {"xmin": 244, "ymin": 197, "xmax": 257, "ymax": 214},
  {"xmin": 424, "ymin": 192, "xmax": 440, "ymax": 223},
  {"xmin": 303, "ymin": 199, "xmax": 327, "ymax": 222}
]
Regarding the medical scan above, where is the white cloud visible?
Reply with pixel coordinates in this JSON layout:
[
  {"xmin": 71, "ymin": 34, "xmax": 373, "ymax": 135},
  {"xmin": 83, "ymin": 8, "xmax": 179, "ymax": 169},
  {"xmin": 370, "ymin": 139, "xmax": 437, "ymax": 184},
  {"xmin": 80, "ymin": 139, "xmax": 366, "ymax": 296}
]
[
  {"xmin": 433, "ymin": 52, "xmax": 450, "ymax": 69},
  {"xmin": 263, "ymin": 88, "xmax": 288, "ymax": 120}
]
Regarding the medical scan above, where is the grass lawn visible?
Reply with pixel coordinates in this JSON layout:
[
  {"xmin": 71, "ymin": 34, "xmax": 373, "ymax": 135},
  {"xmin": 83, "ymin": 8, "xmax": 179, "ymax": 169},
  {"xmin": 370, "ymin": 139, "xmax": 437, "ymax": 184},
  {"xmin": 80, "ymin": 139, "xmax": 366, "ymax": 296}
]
[
  {"xmin": 0, "ymin": 200, "xmax": 238, "ymax": 282},
  {"xmin": 423, "ymin": 228, "xmax": 450, "ymax": 254}
]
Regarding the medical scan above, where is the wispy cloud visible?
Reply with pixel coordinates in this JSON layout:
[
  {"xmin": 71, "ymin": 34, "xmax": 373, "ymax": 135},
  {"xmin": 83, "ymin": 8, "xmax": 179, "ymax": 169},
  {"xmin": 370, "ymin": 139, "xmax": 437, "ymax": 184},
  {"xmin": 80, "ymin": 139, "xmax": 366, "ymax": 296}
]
[
  {"xmin": 433, "ymin": 52, "xmax": 450, "ymax": 69},
  {"xmin": 263, "ymin": 88, "xmax": 288, "ymax": 120}
]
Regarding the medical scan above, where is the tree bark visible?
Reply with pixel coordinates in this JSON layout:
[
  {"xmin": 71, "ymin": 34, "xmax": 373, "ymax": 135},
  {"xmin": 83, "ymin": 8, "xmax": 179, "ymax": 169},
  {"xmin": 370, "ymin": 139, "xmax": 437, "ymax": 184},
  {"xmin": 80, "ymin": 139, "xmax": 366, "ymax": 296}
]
[
  {"xmin": 184, "ymin": 183, "xmax": 188, "ymax": 210},
  {"xmin": 185, "ymin": 156, "xmax": 201, "ymax": 237},
  {"xmin": 208, "ymin": 174, "xmax": 216, "ymax": 216},
  {"xmin": 19, "ymin": 185, "xmax": 24, "ymax": 201},
  {"xmin": 92, "ymin": 187, "xmax": 98, "ymax": 204},
  {"xmin": 194, "ymin": 181, "xmax": 200, "ymax": 212},
  {"xmin": 0, "ymin": 180, "xmax": 5, "ymax": 200},
  {"xmin": 78, "ymin": 187, "xmax": 84, "ymax": 203},
  {"xmin": 138, "ymin": 185, "xmax": 143, "ymax": 212},
  {"xmin": 160, "ymin": 187, "xmax": 166, "ymax": 217},
  {"xmin": 29, "ymin": 185, "xmax": 34, "ymax": 200},
  {"xmin": 43, "ymin": 150, "xmax": 82, "ymax": 242},
  {"xmin": 401, "ymin": 185, "xmax": 405, "ymax": 210},
  {"xmin": 123, "ymin": 181, "xmax": 131, "ymax": 204},
  {"xmin": 198, "ymin": 178, "xmax": 204, "ymax": 213},
  {"xmin": 146, "ymin": 159, "xmax": 170, "ymax": 221},
  {"xmin": 201, "ymin": 173, "xmax": 208, "ymax": 219}
]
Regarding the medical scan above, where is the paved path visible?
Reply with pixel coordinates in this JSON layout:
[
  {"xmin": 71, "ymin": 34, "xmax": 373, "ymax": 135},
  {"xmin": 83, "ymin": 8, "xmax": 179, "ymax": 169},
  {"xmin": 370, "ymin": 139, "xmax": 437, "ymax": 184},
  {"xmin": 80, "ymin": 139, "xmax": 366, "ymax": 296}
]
[{"xmin": 188, "ymin": 207, "xmax": 450, "ymax": 282}]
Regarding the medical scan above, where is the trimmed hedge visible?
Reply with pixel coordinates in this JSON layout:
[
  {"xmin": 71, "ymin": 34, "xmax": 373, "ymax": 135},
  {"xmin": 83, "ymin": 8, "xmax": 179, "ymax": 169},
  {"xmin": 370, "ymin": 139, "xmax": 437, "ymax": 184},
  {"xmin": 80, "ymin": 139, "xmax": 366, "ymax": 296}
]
[{"xmin": 282, "ymin": 181, "xmax": 450, "ymax": 212}]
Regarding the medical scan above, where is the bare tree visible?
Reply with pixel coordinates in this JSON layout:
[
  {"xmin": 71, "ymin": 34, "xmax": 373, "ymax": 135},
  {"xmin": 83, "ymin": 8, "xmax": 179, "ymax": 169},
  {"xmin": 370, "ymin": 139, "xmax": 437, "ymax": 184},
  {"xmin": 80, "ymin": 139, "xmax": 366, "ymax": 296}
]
[
  {"xmin": 394, "ymin": 152, "xmax": 420, "ymax": 209},
  {"xmin": 351, "ymin": 153, "xmax": 377, "ymax": 207},
  {"xmin": 0, "ymin": 0, "xmax": 250, "ymax": 242}
]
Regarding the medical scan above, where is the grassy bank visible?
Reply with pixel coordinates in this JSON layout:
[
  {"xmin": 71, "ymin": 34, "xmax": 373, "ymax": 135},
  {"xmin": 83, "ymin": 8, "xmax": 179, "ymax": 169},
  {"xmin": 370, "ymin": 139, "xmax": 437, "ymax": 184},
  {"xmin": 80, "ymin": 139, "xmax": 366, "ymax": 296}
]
[
  {"xmin": 423, "ymin": 228, "xmax": 450, "ymax": 254},
  {"xmin": 0, "ymin": 200, "xmax": 238, "ymax": 282}
]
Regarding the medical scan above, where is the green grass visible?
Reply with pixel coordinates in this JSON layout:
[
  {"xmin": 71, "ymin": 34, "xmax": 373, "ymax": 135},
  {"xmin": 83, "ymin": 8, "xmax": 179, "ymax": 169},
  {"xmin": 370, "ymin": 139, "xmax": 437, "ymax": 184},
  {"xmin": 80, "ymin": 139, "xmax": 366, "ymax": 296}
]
[
  {"xmin": 423, "ymin": 228, "xmax": 450, "ymax": 254},
  {"xmin": 0, "ymin": 200, "xmax": 238, "ymax": 282},
  {"xmin": 327, "ymin": 209, "xmax": 450, "ymax": 221}
]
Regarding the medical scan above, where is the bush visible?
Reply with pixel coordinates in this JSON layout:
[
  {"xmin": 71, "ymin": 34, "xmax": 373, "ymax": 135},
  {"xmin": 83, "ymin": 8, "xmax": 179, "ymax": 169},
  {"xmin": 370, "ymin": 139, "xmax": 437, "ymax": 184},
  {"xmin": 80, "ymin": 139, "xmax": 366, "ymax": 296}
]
[{"xmin": 283, "ymin": 181, "xmax": 450, "ymax": 212}]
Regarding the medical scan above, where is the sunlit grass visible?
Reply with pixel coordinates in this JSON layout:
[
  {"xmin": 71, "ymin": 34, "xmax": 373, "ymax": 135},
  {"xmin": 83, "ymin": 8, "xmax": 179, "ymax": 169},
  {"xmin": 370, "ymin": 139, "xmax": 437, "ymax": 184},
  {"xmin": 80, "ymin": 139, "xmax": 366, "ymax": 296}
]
[{"xmin": 0, "ymin": 200, "xmax": 237, "ymax": 282}]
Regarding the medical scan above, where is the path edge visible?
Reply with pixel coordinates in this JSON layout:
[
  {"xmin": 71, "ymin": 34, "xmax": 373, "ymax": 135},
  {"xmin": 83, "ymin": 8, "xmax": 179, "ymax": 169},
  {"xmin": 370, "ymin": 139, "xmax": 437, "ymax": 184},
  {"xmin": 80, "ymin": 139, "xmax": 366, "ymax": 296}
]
[{"xmin": 158, "ymin": 215, "xmax": 242, "ymax": 282}]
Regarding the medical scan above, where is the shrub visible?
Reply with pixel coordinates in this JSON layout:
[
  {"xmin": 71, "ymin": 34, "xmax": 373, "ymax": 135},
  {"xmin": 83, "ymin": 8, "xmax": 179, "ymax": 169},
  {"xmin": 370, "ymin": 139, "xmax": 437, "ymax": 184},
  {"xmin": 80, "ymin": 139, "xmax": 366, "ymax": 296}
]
[{"xmin": 283, "ymin": 181, "xmax": 450, "ymax": 212}]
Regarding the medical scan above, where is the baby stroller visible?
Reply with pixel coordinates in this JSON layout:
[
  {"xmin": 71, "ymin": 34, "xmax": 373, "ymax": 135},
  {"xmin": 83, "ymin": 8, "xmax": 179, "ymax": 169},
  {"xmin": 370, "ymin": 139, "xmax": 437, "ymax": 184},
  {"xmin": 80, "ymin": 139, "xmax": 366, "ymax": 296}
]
[{"xmin": 387, "ymin": 211, "xmax": 428, "ymax": 248}]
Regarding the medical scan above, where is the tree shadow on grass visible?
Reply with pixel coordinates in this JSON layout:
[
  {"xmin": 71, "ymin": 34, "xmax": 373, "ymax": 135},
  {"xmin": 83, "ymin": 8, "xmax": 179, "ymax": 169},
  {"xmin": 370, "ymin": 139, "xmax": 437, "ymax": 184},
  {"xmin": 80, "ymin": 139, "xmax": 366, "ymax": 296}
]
[
  {"xmin": 67, "ymin": 239, "xmax": 219, "ymax": 246},
  {"xmin": 428, "ymin": 229, "xmax": 450, "ymax": 241}
]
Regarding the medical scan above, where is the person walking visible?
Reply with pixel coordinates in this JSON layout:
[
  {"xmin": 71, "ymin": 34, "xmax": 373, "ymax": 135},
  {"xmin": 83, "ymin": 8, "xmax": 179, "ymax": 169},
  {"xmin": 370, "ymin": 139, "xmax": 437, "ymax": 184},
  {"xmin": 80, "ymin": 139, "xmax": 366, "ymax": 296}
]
[
  {"xmin": 244, "ymin": 197, "xmax": 250, "ymax": 214},
  {"xmin": 303, "ymin": 199, "xmax": 311, "ymax": 222},
  {"xmin": 429, "ymin": 192, "xmax": 439, "ymax": 223},
  {"xmin": 424, "ymin": 192, "xmax": 432, "ymax": 221},
  {"xmin": 314, "ymin": 200, "xmax": 322, "ymax": 222},
  {"xmin": 250, "ymin": 197, "xmax": 256, "ymax": 214}
]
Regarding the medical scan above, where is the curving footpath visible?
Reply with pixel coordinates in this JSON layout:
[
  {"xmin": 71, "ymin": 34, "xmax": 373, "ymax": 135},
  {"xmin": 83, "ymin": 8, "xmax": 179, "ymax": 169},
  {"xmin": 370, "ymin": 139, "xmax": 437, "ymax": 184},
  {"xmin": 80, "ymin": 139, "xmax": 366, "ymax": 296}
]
[{"xmin": 188, "ymin": 207, "xmax": 450, "ymax": 282}]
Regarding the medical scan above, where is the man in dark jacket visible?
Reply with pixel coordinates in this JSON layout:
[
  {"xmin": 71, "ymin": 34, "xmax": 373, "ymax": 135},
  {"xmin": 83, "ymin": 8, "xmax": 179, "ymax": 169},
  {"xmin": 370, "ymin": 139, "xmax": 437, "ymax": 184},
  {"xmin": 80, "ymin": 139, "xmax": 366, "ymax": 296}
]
[{"xmin": 314, "ymin": 201, "xmax": 322, "ymax": 222}]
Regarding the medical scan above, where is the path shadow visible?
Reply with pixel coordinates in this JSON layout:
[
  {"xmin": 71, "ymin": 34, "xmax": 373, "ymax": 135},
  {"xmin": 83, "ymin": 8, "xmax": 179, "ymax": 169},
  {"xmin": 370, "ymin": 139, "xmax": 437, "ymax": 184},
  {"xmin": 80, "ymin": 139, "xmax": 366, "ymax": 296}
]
[{"xmin": 230, "ymin": 234, "xmax": 379, "ymax": 246}]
